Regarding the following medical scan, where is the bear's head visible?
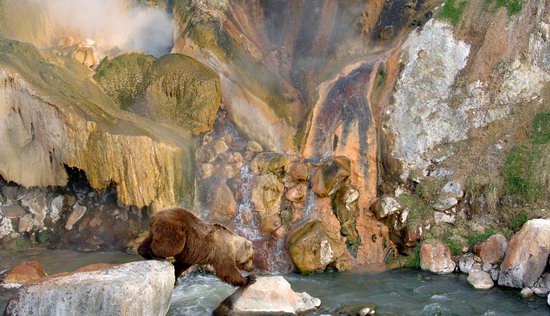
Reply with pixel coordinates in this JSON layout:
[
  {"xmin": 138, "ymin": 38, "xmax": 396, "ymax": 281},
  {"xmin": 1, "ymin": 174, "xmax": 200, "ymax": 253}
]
[{"xmin": 214, "ymin": 224, "xmax": 255, "ymax": 271}]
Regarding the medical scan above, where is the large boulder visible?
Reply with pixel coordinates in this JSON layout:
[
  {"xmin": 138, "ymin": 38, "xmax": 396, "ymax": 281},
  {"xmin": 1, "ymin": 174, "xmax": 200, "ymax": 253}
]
[
  {"xmin": 473, "ymin": 234, "xmax": 507, "ymax": 265},
  {"xmin": 311, "ymin": 157, "xmax": 351, "ymax": 197},
  {"xmin": 250, "ymin": 174, "xmax": 284, "ymax": 216},
  {"xmin": 498, "ymin": 219, "xmax": 550, "ymax": 288},
  {"xmin": 288, "ymin": 220, "xmax": 351, "ymax": 273},
  {"xmin": 420, "ymin": 240, "xmax": 456, "ymax": 274},
  {"xmin": 249, "ymin": 152, "xmax": 288, "ymax": 174},
  {"xmin": 3, "ymin": 261, "xmax": 174, "ymax": 316},
  {"xmin": 214, "ymin": 276, "xmax": 320, "ymax": 315}
]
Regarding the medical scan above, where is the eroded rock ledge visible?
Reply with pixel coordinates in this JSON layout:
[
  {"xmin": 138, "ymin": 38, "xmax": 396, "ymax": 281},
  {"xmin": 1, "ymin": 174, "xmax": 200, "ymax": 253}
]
[{"xmin": 0, "ymin": 39, "xmax": 198, "ymax": 209}]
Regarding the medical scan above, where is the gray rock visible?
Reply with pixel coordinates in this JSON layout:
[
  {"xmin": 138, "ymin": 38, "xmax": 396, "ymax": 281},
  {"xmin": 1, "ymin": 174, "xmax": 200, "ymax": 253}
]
[
  {"xmin": 0, "ymin": 204, "xmax": 27, "ymax": 218},
  {"xmin": 432, "ymin": 197, "xmax": 458, "ymax": 211},
  {"xmin": 458, "ymin": 254, "xmax": 476, "ymax": 274},
  {"xmin": 373, "ymin": 195, "xmax": 402, "ymax": 219},
  {"xmin": 441, "ymin": 181, "xmax": 463, "ymax": 198},
  {"xmin": 520, "ymin": 287, "xmax": 534, "ymax": 298},
  {"xmin": 0, "ymin": 215, "xmax": 15, "ymax": 239},
  {"xmin": 215, "ymin": 276, "xmax": 321, "ymax": 315},
  {"xmin": 468, "ymin": 268, "xmax": 494, "ymax": 290},
  {"xmin": 4, "ymin": 261, "xmax": 175, "ymax": 316},
  {"xmin": 434, "ymin": 211, "xmax": 455, "ymax": 224},
  {"xmin": 489, "ymin": 267, "xmax": 500, "ymax": 282},
  {"xmin": 49, "ymin": 195, "xmax": 64, "ymax": 223}
]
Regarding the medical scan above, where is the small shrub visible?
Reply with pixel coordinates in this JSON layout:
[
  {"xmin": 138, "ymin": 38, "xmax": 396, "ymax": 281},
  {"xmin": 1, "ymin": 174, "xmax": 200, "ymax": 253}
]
[
  {"xmin": 439, "ymin": 0, "xmax": 468, "ymax": 25},
  {"xmin": 465, "ymin": 228, "xmax": 496, "ymax": 247},
  {"xmin": 509, "ymin": 211, "xmax": 529, "ymax": 232}
]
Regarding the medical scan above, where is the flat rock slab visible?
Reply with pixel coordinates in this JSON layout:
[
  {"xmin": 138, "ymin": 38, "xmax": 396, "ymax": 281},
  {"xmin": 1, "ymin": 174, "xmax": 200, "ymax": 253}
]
[
  {"xmin": 4, "ymin": 260, "xmax": 174, "ymax": 316},
  {"xmin": 214, "ymin": 276, "xmax": 321, "ymax": 315}
]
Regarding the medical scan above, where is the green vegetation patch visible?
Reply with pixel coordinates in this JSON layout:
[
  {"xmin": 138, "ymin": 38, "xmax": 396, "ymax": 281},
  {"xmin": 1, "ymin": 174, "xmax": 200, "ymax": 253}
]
[
  {"xmin": 532, "ymin": 112, "xmax": 550, "ymax": 144},
  {"xmin": 438, "ymin": 0, "xmax": 468, "ymax": 25},
  {"xmin": 404, "ymin": 244, "xmax": 421, "ymax": 268},
  {"xmin": 484, "ymin": 0, "xmax": 523, "ymax": 15},
  {"xmin": 508, "ymin": 211, "xmax": 529, "ymax": 232},
  {"xmin": 464, "ymin": 228, "xmax": 495, "ymax": 247}
]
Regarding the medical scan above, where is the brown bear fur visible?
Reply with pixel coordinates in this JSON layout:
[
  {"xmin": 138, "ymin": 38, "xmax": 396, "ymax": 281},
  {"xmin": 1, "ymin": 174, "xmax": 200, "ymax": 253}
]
[{"xmin": 138, "ymin": 207, "xmax": 255, "ymax": 286}]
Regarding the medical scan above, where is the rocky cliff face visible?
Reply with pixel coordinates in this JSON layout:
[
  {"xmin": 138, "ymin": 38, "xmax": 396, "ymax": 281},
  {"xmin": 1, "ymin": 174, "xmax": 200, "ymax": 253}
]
[{"xmin": 0, "ymin": 0, "xmax": 549, "ymax": 274}]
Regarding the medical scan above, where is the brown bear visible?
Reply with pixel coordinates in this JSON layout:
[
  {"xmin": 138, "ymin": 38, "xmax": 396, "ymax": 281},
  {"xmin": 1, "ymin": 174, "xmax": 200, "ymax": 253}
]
[{"xmin": 138, "ymin": 207, "xmax": 256, "ymax": 287}]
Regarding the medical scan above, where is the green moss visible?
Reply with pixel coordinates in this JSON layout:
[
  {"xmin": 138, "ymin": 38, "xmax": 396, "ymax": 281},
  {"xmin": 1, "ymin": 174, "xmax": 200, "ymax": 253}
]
[
  {"xmin": 484, "ymin": 0, "xmax": 523, "ymax": 15},
  {"xmin": 465, "ymin": 228, "xmax": 495, "ymax": 247},
  {"xmin": 438, "ymin": 0, "xmax": 468, "ymax": 25},
  {"xmin": 444, "ymin": 237, "xmax": 463, "ymax": 256},
  {"xmin": 404, "ymin": 244, "xmax": 421, "ymax": 268},
  {"xmin": 508, "ymin": 211, "xmax": 528, "ymax": 232},
  {"xmin": 532, "ymin": 112, "xmax": 550, "ymax": 145},
  {"xmin": 94, "ymin": 53, "xmax": 156, "ymax": 108}
]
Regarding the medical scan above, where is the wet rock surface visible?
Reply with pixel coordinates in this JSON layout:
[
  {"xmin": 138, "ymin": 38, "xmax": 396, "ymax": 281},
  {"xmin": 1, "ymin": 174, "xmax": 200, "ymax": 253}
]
[
  {"xmin": 4, "ymin": 261, "xmax": 174, "ymax": 316},
  {"xmin": 288, "ymin": 220, "xmax": 351, "ymax": 274},
  {"xmin": 214, "ymin": 276, "xmax": 320, "ymax": 315}
]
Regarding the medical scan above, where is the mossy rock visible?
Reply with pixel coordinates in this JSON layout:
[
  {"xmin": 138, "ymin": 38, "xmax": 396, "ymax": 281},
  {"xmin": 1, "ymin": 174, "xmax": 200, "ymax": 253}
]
[
  {"xmin": 145, "ymin": 54, "xmax": 221, "ymax": 134},
  {"xmin": 95, "ymin": 53, "xmax": 221, "ymax": 134},
  {"xmin": 94, "ymin": 53, "xmax": 156, "ymax": 108}
]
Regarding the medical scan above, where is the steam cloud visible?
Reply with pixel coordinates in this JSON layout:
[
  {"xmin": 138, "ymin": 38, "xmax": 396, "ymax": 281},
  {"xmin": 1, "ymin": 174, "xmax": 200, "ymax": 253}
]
[{"xmin": 42, "ymin": 0, "xmax": 174, "ymax": 57}]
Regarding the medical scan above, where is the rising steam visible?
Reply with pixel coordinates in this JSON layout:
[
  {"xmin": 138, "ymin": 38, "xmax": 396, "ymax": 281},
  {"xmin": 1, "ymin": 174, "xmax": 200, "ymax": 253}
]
[{"xmin": 42, "ymin": 0, "xmax": 174, "ymax": 57}]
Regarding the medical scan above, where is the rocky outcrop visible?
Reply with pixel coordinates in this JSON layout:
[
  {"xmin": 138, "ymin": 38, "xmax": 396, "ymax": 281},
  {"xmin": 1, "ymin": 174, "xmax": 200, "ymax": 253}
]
[
  {"xmin": 4, "ymin": 261, "xmax": 174, "ymax": 316},
  {"xmin": 288, "ymin": 220, "xmax": 351, "ymax": 274},
  {"xmin": 214, "ymin": 276, "xmax": 320, "ymax": 315},
  {"xmin": 498, "ymin": 219, "xmax": 550, "ymax": 288},
  {"xmin": 420, "ymin": 240, "xmax": 456, "ymax": 274},
  {"xmin": 0, "ymin": 39, "xmax": 196, "ymax": 209}
]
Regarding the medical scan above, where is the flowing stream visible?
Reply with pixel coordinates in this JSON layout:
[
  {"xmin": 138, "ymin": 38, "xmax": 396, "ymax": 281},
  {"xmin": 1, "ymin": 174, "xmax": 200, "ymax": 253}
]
[{"xmin": 1, "ymin": 249, "xmax": 548, "ymax": 315}]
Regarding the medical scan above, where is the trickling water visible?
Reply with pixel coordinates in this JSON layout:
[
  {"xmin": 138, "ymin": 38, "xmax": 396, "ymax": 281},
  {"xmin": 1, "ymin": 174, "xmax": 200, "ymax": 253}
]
[
  {"xmin": 298, "ymin": 185, "xmax": 316, "ymax": 226},
  {"xmin": 233, "ymin": 163, "xmax": 261, "ymax": 241}
]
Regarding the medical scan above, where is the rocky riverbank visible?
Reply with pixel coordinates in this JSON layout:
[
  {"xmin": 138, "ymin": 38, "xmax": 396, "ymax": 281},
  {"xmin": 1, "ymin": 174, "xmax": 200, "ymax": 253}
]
[{"xmin": 418, "ymin": 219, "xmax": 550, "ymax": 306}]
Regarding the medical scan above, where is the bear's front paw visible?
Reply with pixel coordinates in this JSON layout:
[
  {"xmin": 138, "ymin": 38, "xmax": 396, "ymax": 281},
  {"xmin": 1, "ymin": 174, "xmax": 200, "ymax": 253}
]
[{"xmin": 245, "ymin": 274, "xmax": 256, "ymax": 286}]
